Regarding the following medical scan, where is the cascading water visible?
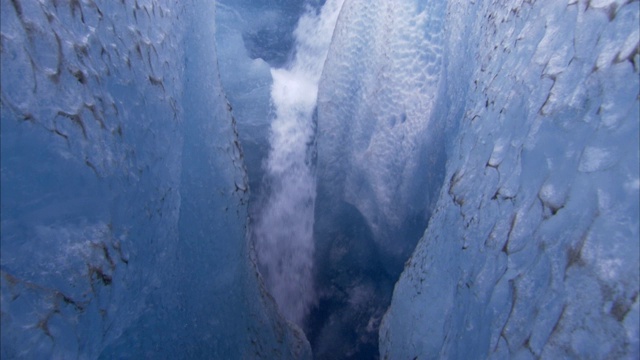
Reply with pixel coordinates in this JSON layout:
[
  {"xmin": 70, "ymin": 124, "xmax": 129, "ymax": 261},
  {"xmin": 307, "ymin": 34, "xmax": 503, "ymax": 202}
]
[{"xmin": 253, "ymin": 0, "xmax": 345, "ymax": 327}]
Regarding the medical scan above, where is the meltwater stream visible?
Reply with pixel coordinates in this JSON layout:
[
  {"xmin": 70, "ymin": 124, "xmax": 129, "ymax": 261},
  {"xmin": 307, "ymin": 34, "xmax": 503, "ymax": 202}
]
[{"xmin": 253, "ymin": 0, "xmax": 345, "ymax": 327}]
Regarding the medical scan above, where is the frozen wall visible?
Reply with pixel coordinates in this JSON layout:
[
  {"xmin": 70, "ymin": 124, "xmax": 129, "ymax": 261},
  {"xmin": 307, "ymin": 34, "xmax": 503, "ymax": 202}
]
[
  {"xmin": 317, "ymin": 0, "xmax": 447, "ymax": 277},
  {"xmin": 311, "ymin": 0, "xmax": 448, "ymax": 357},
  {"xmin": 0, "ymin": 0, "xmax": 309, "ymax": 358},
  {"xmin": 378, "ymin": 0, "xmax": 639, "ymax": 359}
]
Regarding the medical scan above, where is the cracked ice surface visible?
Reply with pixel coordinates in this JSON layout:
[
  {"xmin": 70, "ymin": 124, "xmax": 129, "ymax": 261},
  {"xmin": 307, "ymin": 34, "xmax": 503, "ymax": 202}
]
[
  {"xmin": 379, "ymin": 0, "xmax": 639, "ymax": 359},
  {"xmin": 0, "ymin": 0, "xmax": 309, "ymax": 358}
]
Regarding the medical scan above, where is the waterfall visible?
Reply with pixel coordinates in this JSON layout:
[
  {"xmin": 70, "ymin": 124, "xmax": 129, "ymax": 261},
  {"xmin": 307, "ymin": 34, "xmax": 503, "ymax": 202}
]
[{"xmin": 253, "ymin": 0, "xmax": 345, "ymax": 326}]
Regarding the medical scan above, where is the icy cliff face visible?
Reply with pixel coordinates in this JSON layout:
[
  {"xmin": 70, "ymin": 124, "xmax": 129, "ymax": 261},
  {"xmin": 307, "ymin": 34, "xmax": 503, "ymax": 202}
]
[
  {"xmin": 0, "ymin": 0, "xmax": 308, "ymax": 358},
  {"xmin": 317, "ymin": 0, "xmax": 447, "ymax": 277},
  {"xmin": 311, "ymin": 0, "xmax": 449, "ymax": 357},
  {"xmin": 376, "ymin": 0, "xmax": 639, "ymax": 359}
]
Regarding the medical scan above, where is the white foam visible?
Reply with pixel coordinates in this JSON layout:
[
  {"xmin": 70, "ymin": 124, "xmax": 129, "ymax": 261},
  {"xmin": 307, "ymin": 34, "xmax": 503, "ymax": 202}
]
[{"xmin": 254, "ymin": 0, "xmax": 345, "ymax": 326}]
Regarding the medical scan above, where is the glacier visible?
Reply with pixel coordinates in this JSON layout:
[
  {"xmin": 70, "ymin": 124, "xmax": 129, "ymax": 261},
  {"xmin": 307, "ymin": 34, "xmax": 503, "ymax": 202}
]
[{"xmin": 1, "ymin": 0, "xmax": 638, "ymax": 359}]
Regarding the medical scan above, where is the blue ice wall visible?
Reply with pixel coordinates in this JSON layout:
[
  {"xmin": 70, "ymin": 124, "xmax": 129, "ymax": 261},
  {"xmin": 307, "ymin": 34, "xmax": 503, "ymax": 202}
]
[
  {"xmin": 316, "ymin": 0, "xmax": 448, "ymax": 276},
  {"xmin": 0, "ymin": 0, "xmax": 309, "ymax": 358},
  {"xmin": 377, "ymin": 0, "xmax": 639, "ymax": 359},
  {"xmin": 310, "ymin": 0, "xmax": 449, "ymax": 357}
]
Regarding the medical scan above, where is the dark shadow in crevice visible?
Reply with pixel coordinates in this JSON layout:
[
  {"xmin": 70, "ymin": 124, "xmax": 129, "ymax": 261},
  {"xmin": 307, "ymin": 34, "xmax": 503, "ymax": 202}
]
[{"xmin": 307, "ymin": 201, "xmax": 396, "ymax": 360}]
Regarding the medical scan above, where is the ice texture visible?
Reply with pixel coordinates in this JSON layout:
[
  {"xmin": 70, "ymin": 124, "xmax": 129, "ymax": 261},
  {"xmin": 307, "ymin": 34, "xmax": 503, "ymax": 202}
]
[
  {"xmin": 317, "ymin": 0, "xmax": 448, "ymax": 274},
  {"xmin": 376, "ymin": 0, "xmax": 640, "ymax": 359},
  {"xmin": 0, "ymin": 0, "xmax": 309, "ymax": 358},
  {"xmin": 311, "ymin": 0, "xmax": 449, "ymax": 357}
]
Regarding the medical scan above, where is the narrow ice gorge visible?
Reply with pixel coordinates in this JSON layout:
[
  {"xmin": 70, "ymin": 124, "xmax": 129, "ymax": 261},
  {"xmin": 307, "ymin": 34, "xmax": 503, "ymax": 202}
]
[{"xmin": 1, "ymin": 0, "xmax": 638, "ymax": 359}]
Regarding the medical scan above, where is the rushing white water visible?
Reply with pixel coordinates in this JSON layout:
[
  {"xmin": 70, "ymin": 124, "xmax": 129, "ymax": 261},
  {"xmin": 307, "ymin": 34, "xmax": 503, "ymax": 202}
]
[{"xmin": 254, "ymin": 0, "xmax": 345, "ymax": 326}]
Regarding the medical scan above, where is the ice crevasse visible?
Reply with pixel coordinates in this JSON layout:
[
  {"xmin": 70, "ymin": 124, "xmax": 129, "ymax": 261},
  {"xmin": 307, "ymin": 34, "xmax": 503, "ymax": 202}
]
[{"xmin": 1, "ymin": 0, "xmax": 639, "ymax": 359}]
